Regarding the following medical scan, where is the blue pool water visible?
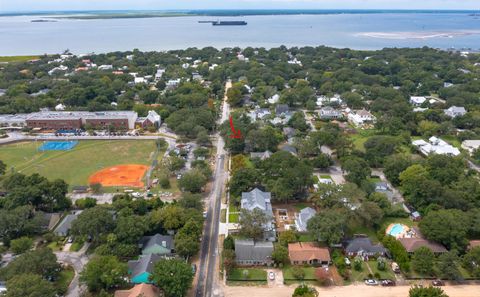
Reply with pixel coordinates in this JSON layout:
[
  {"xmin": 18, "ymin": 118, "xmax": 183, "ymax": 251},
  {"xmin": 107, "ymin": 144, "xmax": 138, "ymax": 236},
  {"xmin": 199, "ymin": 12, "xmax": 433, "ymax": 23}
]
[{"xmin": 388, "ymin": 224, "xmax": 406, "ymax": 237}]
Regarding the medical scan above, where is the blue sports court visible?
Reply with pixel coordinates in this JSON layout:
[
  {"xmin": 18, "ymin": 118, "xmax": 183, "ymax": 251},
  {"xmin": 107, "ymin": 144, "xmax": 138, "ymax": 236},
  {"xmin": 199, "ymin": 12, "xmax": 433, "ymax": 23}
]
[{"xmin": 38, "ymin": 141, "xmax": 78, "ymax": 151}]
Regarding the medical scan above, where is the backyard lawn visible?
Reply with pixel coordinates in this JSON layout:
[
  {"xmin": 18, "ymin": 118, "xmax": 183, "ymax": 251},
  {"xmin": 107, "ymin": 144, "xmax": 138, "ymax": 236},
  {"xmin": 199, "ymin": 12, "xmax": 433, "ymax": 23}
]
[{"xmin": 0, "ymin": 140, "xmax": 159, "ymax": 189}]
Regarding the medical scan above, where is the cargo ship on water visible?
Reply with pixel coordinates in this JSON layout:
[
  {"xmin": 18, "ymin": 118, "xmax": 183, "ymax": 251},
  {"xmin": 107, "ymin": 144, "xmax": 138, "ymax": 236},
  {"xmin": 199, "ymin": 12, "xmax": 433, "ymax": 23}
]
[{"xmin": 198, "ymin": 20, "xmax": 247, "ymax": 26}]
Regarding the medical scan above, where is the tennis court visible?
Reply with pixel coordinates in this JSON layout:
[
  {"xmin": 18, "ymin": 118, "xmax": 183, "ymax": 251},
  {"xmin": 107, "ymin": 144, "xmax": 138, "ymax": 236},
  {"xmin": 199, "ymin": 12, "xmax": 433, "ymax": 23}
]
[{"xmin": 38, "ymin": 141, "xmax": 79, "ymax": 151}]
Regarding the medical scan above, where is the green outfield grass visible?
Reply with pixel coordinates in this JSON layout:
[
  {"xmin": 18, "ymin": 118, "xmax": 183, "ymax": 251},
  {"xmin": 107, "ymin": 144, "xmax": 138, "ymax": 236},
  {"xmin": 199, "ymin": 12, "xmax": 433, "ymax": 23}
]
[
  {"xmin": 0, "ymin": 55, "xmax": 40, "ymax": 63},
  {"xmin": 0, "ymin": 140, "xmax": 158, "ymax": 188}
]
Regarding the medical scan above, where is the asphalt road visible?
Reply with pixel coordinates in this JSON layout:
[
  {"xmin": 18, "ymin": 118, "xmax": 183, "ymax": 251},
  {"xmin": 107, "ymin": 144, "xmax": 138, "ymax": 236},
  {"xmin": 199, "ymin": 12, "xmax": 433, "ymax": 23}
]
[
  {"xmin": 195, "ymin": 81, "xmax": 231, "ymax": 297},
  {"xmin": 55, "ymin": 243, "xmax": 90, "ymax": 297}
]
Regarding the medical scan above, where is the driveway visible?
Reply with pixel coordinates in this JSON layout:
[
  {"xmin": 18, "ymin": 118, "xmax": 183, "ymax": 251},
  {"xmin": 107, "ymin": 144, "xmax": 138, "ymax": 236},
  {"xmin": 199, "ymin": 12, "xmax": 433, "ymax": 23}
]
[
  {"xmin": 55, "ymin": 243, "xmax": 90, "ymax": 297},
  {"xmin": 267, "ymin": 269, "xmax": 284, "ymax": 288}
]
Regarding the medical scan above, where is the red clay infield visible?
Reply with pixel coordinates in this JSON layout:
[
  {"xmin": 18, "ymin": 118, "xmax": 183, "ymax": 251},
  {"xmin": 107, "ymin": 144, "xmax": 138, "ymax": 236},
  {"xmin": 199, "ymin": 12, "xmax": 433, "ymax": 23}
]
[{"xmin": 88, "ymin": 164, "xmax": 149, "ymax": 187}]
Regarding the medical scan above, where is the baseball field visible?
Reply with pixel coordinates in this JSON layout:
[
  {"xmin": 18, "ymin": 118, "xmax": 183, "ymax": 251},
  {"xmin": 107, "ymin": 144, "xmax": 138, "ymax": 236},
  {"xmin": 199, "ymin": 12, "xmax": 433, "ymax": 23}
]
[{"xmin": 0, "ymin": 140, "xmax": 160, "ymax": 189}]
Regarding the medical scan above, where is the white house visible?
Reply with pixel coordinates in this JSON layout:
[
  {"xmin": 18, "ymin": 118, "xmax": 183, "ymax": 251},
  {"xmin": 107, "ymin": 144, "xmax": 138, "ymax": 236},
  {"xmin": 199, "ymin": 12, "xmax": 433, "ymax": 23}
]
[
  {"xmin": 409, "ymin": 96, "xmax": 427, "ymax": 106},
  {"xmin": 444, "ymin": 106, "xmax": 467, "ymax": 118},
  {"xmin": 461, "ymin": 140, "xmax": 480, "ymax": 155},
  {"xmin": 412, "ymin": 136, "xmax": 460, "ymax": 157},
  {"xmin": 155, "ymin": 68, "xmax": 166, "ymax": 80},
  {"xmin": 267, "ymin": 94, "xmax": 280, "ymax": 104},
  {"xmin": 55, "ymin": 104, "xmax": 66, "ymax": 111},
  {"xmin": 98, "ymin": 65, "xmax": 113, "ymax": 71},
  {"xmin": 166, "ymin": 79, "xmax": 181, "ymax": 89},
  {"xmin": 347, "ymin": 109, "xmax": 376, "ymax": 127},
  {"xmin": 134, "ymin": 77, "xmax": 146, "ymax": 84}
]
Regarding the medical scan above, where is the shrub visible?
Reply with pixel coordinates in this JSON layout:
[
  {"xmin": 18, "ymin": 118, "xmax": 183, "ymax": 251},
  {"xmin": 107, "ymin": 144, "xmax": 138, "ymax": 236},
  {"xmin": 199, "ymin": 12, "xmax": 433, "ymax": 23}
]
[
  {"xmin": 10, "ymin": 237, "xmax": 33, "ymax": 254},
  {"xmin": 374, "ymin": 272, "xmax": 381, "ymax": 279},
  {"xmin": 292, "ymin": 266, "xmax": 305, "ymax": 280},
  {"xmin": 159, "ymin": 175, "xmax": 171, "ymax": 189}
]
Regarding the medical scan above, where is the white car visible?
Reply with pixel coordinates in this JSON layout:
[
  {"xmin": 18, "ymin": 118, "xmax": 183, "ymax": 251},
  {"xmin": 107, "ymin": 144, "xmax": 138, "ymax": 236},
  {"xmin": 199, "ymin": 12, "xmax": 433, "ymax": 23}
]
[
  {"xmin": 268, "ymin": 271, "xmax": 275, "ymax": 280},
  {"xmin": 365, "ymin": 279, "xmax": 379, "ymax": 286}
]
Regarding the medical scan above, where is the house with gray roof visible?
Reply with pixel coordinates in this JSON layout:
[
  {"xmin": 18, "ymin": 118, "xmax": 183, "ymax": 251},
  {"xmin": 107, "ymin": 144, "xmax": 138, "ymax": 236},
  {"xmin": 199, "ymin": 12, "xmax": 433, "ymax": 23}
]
[
  {"xmin": 139, "ymin": 234, "xmax": 174, "ymax": 256},
  {"xmin": 53, "ymin": 211, "xmax": 82, "ymax": 237},
  {"xmin": 128, "ymin": 254, "xmax": 164, "ymax": 284},
  {"xmin": 444, "ymin": 106, "xmax": 467, "ymax": 118},
  {"xmin": 344, "ymin": 236, "xmax": 387, "ymax": 257},
  {"xmin": 275, "ymin": 104, "xmax": 290, "ymax": 115},
  {"xmin": 374, "ymin": 182, "xmax": 394, "ymax": 201},
  {"xmin": 241, "ymin": 188, "xmax": 276, "ymax": 241},
  {"xmin": 280, "ymin": 144, "xmax": 298, "ymax": 156},
  {"xmin": 294, "ymin": 207, "xmax": 316, "ymax": 232},
  {"xmin": 250, "ymin": 151, "xmax": 272, "ymax": 161},
  {"xmin": 319, "ymin": 107, "xmax": 342, "ymax": 120},
  {"xmin": 234, "ymin": 239, "xmax": 274, "ymax": 266}
]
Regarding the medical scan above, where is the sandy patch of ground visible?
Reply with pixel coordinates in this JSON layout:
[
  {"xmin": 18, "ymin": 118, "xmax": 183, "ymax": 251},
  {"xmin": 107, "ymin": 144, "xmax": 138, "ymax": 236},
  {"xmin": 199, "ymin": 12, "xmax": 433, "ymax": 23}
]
[{"xmin": 223, "ymin": 284, "xmax": 480, "ymax": 297}]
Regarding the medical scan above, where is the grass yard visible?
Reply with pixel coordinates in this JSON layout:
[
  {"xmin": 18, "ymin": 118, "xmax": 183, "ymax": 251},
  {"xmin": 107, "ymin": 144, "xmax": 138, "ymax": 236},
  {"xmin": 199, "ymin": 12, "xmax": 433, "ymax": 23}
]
[
  {"xmin": 228, "ymin": 212, "xmax": 239, "ymax": 223},
  {"xmin": 283, "ymin": 266, "xmax": 317, "ymax": 281},
  {"xmin": 227, "ymin": 268, "xmax": 267, "ymax": 284},
  {"xmin": 220, "ymin": 209, "xmax": 227, "ymax": 223},
  {"xmin": 0, "ymin": 55, "xmax": 40, "ymax": 63},
  {"xmin": 350, "ymin": 262, "xmax": 370, "ymax": 282},
  {"xmin": 0, "ymin": 140, "xmax": 159, "ymax": 189},
  {"xmin": 298, "ymin": 233, "xmax": 315, "ymax": 242},
  {"xmin": 366, "ymin": 260, "xmax": 395, "ymax": 280},
  {"xmin": 55, "ymin": 266, "xmax": 75, "ymax": 294}
]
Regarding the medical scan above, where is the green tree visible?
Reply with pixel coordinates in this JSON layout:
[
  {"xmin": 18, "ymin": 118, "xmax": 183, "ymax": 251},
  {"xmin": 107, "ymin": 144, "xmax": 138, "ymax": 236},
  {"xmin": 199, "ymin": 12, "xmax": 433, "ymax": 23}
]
[
  {"xmin": 307, "ymin": 211, "xmax": 346, "ymax": 245},
  {"xmin": 151, "ymin": 204, "xmax": 186, "ymax": 231},
  {"xmin": 272, "ymin": 244, "xmax": 289, "ymax": 265},
  {"xmin": 149, "ymin": 259, "xmax": 194, "ymax": 297},
  {"xmin": 80, "ymin": 255, "xmax": 127, "ymax": 292},
  {"xmin": 341, "ymin": 156, "xmax": 371, "ymax": 186},
  {"xmin": 113, "ymin": 214, "xmax": 148, "ymax": 244},
  {"xmin": 419, "ymin": 209, "xmax": 468, "ymax": 250},
  {"xmin": 278, "ymin": 230, "xmax": 298, "ymax": 247},
  {"xmin": 238, "ymin": 208, "xmax": 269, "ymax": 241},
  {"xmin": 5, "ymin": 273, "xmax": 57, "ymax": 297},
  {"xmin": 412, "ymin": 247, "xmax": 435, "ymax": 276},
  {"xmin": 0, "ymin": 248, "xmax": 60, "ymax": 281},
  {"xmin": 292, "ymin": 284, "xmax": 318, "ymax": 297},
  {"xmin": 71, "ymin": 206, "xmax": 115, "ymax": 244},
  {"xmin": 463, "ymin": 247, "xmax": 480, "ymax": 277},
  {"xmin": 178, "ymin": 193, "xmax": 204, "ymax": 211},
  {"xmin": 222, "ymin": 248, "xmax": 236, "ymax": 274},
  {"xmin": 356, "ymin": 201, "xmax": 384, "ymax": 227},
  {"xmin": 178, "ymin": 169, "xmax": 207, "ymax": 193},
  {"xmin": 384, "ymin": 154, "xmax": 413, "ymax": 186},
  {"xmin": 10, "ymin": 236, "xmax": 33, "ymax": 254},
  {"xmin": 409, "ymin": 286, "xmax": 449, "ymax": 297},
  {"xmin": 438, "ymin": 251, "xmax": 462, "ymax": 281},
  {"xmin": 174, "ymin": 220, "xmax": 201, "ymax": 258}
]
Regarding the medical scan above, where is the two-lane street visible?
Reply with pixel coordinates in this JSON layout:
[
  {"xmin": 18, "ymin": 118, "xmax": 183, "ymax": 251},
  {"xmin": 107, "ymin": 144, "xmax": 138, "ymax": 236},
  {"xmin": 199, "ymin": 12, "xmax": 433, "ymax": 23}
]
[{"xmin": 195, "ymin": 80, "xmax": 231, "ymax": 297}]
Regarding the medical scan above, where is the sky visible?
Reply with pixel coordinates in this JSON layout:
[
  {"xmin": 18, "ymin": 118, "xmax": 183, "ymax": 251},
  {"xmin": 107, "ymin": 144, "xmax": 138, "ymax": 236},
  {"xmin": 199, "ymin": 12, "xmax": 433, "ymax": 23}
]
[{"xmin": 1, "ymin": 0, "xmax": 479, "ymax": 12}]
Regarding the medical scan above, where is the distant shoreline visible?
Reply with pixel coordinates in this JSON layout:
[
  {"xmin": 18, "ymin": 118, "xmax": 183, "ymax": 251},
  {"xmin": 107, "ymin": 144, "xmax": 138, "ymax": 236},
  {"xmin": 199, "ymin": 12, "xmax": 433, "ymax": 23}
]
[{"xmin": 1, "ymin": 9, "xmax": 480, "ymax": 19}]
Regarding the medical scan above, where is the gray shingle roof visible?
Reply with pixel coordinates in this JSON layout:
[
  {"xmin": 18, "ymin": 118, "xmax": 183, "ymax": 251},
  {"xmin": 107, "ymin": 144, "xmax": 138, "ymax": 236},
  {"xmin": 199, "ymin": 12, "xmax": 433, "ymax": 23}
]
[
  {"xmin": 234, "ymin": 239, "xmax": 273, "ymax": 262},
  {"xmin": 128, "ymin": 254, "xmax": 163, "ymax": 278},
  {"xmin": 275, "ymin": 104, "xmax": 289, "ymax": 115},
  {"xmin": 241, "ymin": 188, "xmax": 273, "ymax": 218},
  {"xmin": 54, "ymin": 212, "xmax": 80, "ymax": 236},
  {"xmin": 140, "ymin": 234, "xmax": 174, "ymax": 252},
  {"xmin": 295, "ymin": 207, "xmax": 316, "ymax": 232},
  {"xmin": 345, "ymin": 237, "xmax": 386, "ymax": 254}
]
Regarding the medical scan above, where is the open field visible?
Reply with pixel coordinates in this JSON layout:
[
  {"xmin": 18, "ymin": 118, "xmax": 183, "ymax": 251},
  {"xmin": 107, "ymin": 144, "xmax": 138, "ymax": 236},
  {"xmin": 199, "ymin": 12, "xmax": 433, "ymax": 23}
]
[
  {"xmin": 0, "ymin": 140, "xmax": 158, "ymax": 189},
  {"xmin": 0, "ymin": 55, "xmax": 40, "ymax": 63}
]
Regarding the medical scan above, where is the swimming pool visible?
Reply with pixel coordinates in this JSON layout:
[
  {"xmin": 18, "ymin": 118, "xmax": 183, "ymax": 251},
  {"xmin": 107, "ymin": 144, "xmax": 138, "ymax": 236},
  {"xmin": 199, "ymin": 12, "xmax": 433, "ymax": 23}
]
[{"xmin": 387, "ymin": 224, "xmax": 407, "ymax": 237}]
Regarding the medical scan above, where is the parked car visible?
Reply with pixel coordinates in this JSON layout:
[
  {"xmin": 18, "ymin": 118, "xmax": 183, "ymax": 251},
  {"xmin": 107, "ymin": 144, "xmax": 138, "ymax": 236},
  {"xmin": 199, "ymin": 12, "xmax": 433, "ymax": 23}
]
[
  {"xmin": 391, "ymin": 262, "xmax": 401, "ymax": 273},
  {"xmin": 191, "ymin": 264, "xmax": 197, "ymax": 274},
  {"xmin": 268, "ymin": 271, "xmax": 275, "ymax": 281},
  {"xmin": 432, "ymin": 279, "xmax": 444, "ymax": 286},
  {"xmin": 381, "ymin": 279, "xmax": 396, "ymax": 286},
  {"xmin": 67, "ymin": 237, "xmax": 73, "ymax": 243},
  {"xmin": 365, "ymin": 279, "xmax": 379, "ymax": 286},
  {"xmin": 203, "ymin": 211, "xmax": 208, "ymax": 218}
]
